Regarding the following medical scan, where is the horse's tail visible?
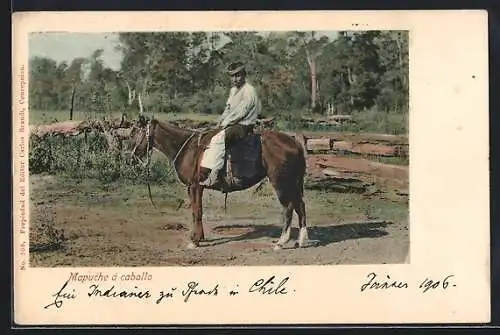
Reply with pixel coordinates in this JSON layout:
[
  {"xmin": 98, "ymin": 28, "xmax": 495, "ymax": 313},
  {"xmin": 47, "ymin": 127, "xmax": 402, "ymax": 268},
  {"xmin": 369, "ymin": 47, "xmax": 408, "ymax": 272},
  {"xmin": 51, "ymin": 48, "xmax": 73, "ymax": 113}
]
[
  {"xmin": 292, "ymin": 134, "xmax": 307, "ymax": 197},
  {"xmin": 298, "ymin": 145, "xmax": 306, "ymax": 196}
]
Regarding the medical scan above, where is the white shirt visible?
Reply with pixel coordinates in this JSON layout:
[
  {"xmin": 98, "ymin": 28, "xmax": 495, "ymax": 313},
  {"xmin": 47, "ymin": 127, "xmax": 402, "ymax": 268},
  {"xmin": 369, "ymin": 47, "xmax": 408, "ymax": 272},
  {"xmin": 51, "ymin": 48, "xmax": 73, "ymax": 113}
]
[{"xmin": 218, "ymin": 82, "xmax": 261, "ymax": 128}]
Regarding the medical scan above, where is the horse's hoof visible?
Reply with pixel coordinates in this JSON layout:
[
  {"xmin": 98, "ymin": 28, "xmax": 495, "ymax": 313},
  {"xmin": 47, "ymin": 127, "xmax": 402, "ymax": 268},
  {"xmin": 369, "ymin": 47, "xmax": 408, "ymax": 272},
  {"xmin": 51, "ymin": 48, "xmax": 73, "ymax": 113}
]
[
  {"xmin": 298, "ymin": 239, "xmax": 310, "ymax": 248},
  {"xmin": 187, "ymin": 242, "xmax": 198, "ymax": 249},
  {"xmin": 298, "ymin": 228, "xmax": 309, "ymax": 248},
  {"xmin": 273, "ymin": 244, "xmax": 282, "ymax": 251}
]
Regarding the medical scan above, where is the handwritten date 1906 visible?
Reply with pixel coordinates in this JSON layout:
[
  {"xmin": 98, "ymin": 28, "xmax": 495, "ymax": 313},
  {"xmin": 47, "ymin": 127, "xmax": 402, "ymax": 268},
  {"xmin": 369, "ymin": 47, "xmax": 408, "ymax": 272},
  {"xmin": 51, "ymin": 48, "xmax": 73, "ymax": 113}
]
[{"xmin": 419, "ymin": 275, "xmax": 455, "ymax": 293}]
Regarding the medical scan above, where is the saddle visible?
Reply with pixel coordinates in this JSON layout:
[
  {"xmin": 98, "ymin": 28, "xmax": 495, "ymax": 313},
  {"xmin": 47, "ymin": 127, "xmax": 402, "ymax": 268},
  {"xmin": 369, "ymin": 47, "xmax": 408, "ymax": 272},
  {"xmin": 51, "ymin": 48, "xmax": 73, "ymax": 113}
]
[
  {"xmin": 197, "ymin": 127, "xmax": 264, "ymax": 191},
  {"xmin": 225, "ymin": 133, "xmax": 262, "ymax": 181}
]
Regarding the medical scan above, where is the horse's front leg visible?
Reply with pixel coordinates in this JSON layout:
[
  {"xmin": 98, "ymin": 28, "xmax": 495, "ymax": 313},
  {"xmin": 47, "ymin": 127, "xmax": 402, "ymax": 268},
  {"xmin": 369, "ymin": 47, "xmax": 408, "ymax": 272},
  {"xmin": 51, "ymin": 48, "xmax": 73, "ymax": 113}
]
[{"xmin": 187, "ymin": 184, "xmax": 205, "ymax": 249}]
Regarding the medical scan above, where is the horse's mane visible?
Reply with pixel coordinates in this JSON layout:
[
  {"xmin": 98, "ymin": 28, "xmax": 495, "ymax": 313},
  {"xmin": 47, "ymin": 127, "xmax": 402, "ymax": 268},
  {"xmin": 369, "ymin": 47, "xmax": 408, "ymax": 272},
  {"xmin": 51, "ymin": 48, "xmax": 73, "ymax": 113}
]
[{"xmin": 151, "ymin": 118, "xmax": 195, "ymax": 137}]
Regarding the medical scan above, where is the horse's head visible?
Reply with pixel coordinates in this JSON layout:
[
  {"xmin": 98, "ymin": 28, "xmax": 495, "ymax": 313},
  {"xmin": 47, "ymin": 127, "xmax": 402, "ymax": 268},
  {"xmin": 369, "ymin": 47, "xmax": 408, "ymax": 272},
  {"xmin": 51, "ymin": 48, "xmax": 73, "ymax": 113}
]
[{"xmin": 129, "ymin": 114, "xmax": 154, "ymax": 160}]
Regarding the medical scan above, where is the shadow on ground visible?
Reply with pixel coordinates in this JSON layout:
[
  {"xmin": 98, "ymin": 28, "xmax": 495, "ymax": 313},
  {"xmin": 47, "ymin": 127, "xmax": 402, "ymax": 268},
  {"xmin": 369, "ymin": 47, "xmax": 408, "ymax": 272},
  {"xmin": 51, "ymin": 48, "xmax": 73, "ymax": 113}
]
[{"xmin": 206, "ymin": 220, "xmax": 391, "ymax": 248}]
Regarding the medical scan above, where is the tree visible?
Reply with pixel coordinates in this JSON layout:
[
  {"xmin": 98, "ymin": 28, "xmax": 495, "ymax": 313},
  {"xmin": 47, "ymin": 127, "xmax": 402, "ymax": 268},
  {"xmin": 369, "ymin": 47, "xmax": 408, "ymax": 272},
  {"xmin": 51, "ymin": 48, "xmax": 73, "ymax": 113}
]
[
  {"xmin": 29, "ymin": 30, "xmax": 409, "ymax": 134},
  {"xmin": 286, "ymin": 32, "xmax": 330, "ymax": 113},
  {"xmin": 373, "ymin": 31, "xmax": 409, "ymax": 113}
]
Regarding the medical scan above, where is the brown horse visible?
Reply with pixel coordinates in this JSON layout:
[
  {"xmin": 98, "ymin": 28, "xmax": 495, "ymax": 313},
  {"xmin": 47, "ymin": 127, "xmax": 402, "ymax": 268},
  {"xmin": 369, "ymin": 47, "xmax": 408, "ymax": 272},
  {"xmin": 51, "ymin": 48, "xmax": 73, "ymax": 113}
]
[{"xmin": 128, "ymin": 115, "xmax": 309, "ymax": 250}]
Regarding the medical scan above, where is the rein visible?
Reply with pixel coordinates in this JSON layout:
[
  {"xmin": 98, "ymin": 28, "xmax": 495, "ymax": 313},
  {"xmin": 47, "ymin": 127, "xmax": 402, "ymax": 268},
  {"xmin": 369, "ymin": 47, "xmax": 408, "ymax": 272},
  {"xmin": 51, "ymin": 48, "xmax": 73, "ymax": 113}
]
[
  {"xmin": 137, "ymin": 120, "xmax": 200, "ymax": 213},
  {"xmin": 171, "ymin": 130, "xmax": 199, "ymax": 176},
  {"xmin": 144, "ymin": 120, "xmax": 162, "ymax": 212},
  {"xmin": 135, "ymin": 120, "xmax": 229, "ymax": 213}
]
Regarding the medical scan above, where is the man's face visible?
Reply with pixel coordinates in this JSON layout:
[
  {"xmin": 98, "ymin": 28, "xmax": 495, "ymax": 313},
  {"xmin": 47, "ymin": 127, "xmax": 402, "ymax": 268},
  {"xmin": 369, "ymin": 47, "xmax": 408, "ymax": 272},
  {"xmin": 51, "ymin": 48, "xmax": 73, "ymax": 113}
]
[{"xmin": 230, "ymin": 71, "xmax": 245, "ymax": 88}]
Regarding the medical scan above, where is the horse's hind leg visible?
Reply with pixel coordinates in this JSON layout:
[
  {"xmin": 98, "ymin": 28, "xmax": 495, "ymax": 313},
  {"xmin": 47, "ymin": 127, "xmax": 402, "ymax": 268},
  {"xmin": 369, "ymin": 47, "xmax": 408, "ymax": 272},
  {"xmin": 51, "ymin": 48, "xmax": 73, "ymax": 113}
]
[
  {"xmin": 294, "ymin": 198, "xmax": 309, "ymax": 248},
  {"xmin": 187, "ymin": 184, "xmax": 205, "ymax": 249},
  {"xmin": 274, "ymin": 200, "xmax": 294, "ymax": 250}
]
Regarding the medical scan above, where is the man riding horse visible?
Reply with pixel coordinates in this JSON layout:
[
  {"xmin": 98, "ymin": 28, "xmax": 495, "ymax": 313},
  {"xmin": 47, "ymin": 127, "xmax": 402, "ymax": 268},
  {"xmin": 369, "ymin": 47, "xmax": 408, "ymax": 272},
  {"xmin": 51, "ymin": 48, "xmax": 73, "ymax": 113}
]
[
  {"xmin": 127, "ymin": 62, "xmax": 309, "ymax": 249},
  {"xmin": 199, "ymin": 61, "xmax": 262, "ymax": 187}
]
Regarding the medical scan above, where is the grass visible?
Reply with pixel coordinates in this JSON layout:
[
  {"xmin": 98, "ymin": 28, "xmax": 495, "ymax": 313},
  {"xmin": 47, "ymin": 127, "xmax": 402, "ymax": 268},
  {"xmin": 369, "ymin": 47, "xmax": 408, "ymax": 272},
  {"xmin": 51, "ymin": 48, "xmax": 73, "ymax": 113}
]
[
  {"xmin": 341, "ymin": 109, "xmax": 408, "ymax": 135},
  {"xmin": 368, "ymin": 155, "xmax": 409, "ymax": 166}
]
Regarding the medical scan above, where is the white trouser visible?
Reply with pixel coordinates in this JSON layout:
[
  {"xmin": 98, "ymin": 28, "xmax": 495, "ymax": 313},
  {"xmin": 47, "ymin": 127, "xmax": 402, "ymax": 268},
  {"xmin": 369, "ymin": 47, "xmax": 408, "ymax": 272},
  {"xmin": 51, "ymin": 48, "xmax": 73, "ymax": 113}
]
[{"xmin": 200, "ymin": 129, "xmax": 226, "ymax": 171}]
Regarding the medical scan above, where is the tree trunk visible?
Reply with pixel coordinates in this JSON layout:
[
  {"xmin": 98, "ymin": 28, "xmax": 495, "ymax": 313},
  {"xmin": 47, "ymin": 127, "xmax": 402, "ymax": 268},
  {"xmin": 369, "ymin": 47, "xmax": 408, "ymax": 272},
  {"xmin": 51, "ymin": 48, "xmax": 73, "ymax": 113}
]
[
  {"xmin": 138, "ymin": 93, "xmax": 144, "ymax": 115},
  {"xmin": 306, "ymin": 49, "xmax": 317, "ymax": 110},
  {"xmin": 69, "ymin": 83, "xmax": 76, "ymax": 120},
  {"xmin": 394, "ymin": 33, "xmax": 406, "ymax": 88},
  {"xmin": 347, "ymin": 67, "xmax": 355, "ymax": 85},
  {"xmin": 126, "ymin": 81, "xmax": 133, "ymax": 105}
]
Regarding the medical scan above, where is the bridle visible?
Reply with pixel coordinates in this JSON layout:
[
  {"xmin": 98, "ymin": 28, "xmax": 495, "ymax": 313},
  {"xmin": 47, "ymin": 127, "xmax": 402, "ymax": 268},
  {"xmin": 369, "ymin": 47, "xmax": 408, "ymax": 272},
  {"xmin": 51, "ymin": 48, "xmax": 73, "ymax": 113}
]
[
  {"xmin": 130, "ymin": 117, "xmax": 198, "ymax": 212},
  {"xmin": 131, "ymin": 118, "xmax": 154, "ymax": 166}
]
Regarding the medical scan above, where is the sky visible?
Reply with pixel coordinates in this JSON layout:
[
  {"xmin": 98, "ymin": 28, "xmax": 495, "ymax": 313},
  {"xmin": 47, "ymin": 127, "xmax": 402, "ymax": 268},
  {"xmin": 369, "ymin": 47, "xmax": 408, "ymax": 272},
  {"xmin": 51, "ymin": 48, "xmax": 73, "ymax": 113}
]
[
  {"xmin": 29, "ymin": 31, "xmax": 339, "ymax": 70},
  {"xmin": 29, "ymin": 32, "xmax": 123, "ymax": 70}
]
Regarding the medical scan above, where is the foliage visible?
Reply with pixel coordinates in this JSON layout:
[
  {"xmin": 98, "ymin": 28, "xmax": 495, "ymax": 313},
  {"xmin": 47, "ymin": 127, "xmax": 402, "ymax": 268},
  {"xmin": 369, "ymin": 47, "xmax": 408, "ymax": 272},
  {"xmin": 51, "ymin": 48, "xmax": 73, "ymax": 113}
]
[
  {"xmin": 29, "ymin": 134, "xmax": 177, "ymax": 184},
  {"xmin": 30, "ymin": 207, "xmax": 67, "ymax": 252},
  {"xmin": 29, "ymin": 30, "xmax": 409, "ymax": 134}
]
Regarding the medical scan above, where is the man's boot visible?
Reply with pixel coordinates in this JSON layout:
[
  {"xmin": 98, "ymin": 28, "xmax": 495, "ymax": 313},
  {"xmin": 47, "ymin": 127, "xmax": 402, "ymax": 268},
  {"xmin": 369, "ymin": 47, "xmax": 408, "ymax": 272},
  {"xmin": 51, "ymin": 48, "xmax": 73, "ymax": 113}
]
[
  {"xmin": 198, "ymin": 167, "xmax": 211, "ymax": 181},
  {"xmin": 199, "ymin": 167, "xmax": 219, "ymax": 186}
]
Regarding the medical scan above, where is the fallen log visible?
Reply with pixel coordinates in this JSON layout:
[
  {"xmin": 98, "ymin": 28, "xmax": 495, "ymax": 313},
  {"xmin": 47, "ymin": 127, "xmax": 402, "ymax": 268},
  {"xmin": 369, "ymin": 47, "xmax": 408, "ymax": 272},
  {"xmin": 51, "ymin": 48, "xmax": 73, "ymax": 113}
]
[
  {"xmin": 170, "ymin": 119, "xmax": 215, "ymax": 129},
  {"xmin": 303, "ymin": 137, "xmax": 408, "ymax": 157},
  {"xmin": 29, "ymin": 119, "xmax": 138, "ymax": 156},
  {"xmin": 300, "ymin": 118, "xmax": 341, "ymax": 127},
  {"xmin": 29, "ymin": 117, "xmax": 134, "ymax": 138},
  {"xmin": 306, "ymin": 138, "xmax": 333, "ymax": 151},
  {"xmin": 288, "ymin": 131, "xmax": 408, "ymax": 145},
  {"xmin": 309, "ymin": 155, "xmax": 409, "ymax": 182},
  {"xmin": 328, "ymin": 115, "xmax": 353, "ymax": 122},
  {"xmin": 305, "ymin": 174, "xmax": 369, "ymax": 194},
  {"xmin": 29, "ymin": 120, "xmax": 95, "ymax": 137},
  {"xmin": 305, "ymin": 156, "xmax": 408, "ymax": 199},
  {"xmin": 331, "ymin": 141, "xmax": 408, "ymax": 158}
]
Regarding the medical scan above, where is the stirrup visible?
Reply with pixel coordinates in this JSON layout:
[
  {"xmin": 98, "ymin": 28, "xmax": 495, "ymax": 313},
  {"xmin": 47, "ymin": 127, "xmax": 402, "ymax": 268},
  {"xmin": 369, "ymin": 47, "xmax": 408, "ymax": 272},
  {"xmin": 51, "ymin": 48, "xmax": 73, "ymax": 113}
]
[{"xmin": 199, "ymin": 171, "xmax": 218, "ymax": 186}]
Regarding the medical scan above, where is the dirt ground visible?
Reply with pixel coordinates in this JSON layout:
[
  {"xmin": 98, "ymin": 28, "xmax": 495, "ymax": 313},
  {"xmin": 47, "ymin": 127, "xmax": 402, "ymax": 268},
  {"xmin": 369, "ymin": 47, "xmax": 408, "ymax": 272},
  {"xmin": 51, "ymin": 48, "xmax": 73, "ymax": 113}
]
[{"xmin": 29, "ymin": 154, "xmax": 409, "ymax": 267}]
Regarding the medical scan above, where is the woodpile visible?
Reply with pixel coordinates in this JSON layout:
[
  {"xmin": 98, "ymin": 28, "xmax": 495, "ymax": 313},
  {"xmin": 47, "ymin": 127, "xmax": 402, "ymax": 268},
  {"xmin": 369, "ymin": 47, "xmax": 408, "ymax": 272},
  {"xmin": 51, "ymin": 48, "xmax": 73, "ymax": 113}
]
[
  {"xmin": 296, "ymin": 130, "xmax": 408, "ymax": 145},
  {"xmin": 287, "ymin": 131, "xmax": 408, "ymax": 158},
  {"xmin": 29, "ymin": 120, "xmax": 95, "ymax": 138},
  {"xmin": 301, "ymin": 115, "xmax": 354, "ymax": 127},
  {"xmin": 305, "ymin": 154, "xmax": 408, "ymax": 200},
  {"xmin": 170, "ymin": 119, "xmax": 214, "ymax": 129},
  {"xmin": 29, "ymin": 118, "xmax": 135, "ymax": 154},
  {"xmin": 328, "ymin": 115, "xmax": 353, "ymax": 122},
  {"xmin": 171, "ymin": 116, "xmax": 275, "ymax": 130},
  {"xmin": 29, "ymin": 117, "xmax": 131, "ymax": 138}
]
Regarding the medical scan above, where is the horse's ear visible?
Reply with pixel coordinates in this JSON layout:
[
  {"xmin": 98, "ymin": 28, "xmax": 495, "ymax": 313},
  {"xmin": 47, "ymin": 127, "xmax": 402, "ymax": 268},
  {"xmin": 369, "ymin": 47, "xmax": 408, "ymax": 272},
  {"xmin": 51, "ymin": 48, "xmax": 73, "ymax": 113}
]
[
  {"xmin": 138, "ymin": 114, "xmax": 147, "ymax": 127},
  {"xmin": 120, "ymin": 113, "xmax": 127, "ymax": 127}
]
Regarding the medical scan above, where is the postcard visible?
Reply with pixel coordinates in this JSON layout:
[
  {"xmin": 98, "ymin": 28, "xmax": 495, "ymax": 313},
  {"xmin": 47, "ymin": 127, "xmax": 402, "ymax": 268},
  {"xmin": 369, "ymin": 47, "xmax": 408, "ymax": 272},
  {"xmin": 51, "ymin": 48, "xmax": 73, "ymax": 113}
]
[{"xmin": 12, "ymin": 10, "xmax": 489, "ymax": 325}]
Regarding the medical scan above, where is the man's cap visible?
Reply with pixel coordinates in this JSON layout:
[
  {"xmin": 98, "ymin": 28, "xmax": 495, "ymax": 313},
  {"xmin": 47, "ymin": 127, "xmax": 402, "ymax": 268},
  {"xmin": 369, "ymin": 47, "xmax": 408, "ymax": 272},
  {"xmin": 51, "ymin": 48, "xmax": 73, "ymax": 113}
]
[{"xmin": 227, "ymin": 62, "xmax": 246, "ymax": 75}]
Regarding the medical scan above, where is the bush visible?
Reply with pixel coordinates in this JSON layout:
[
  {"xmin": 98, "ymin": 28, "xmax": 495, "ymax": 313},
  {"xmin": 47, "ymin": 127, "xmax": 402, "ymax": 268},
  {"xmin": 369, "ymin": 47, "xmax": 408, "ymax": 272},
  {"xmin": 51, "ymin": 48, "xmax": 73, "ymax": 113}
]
[
  {"xmin": 29, "ymin": 133, "xmax": 177, "ymax": 185},
  {"xmin": 337, "ymin": 109, "xmax": 408, "ymax": 135},
  {"xmin": 30, "ymin": 207, "xmax": 67, "ymax": 252}
]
